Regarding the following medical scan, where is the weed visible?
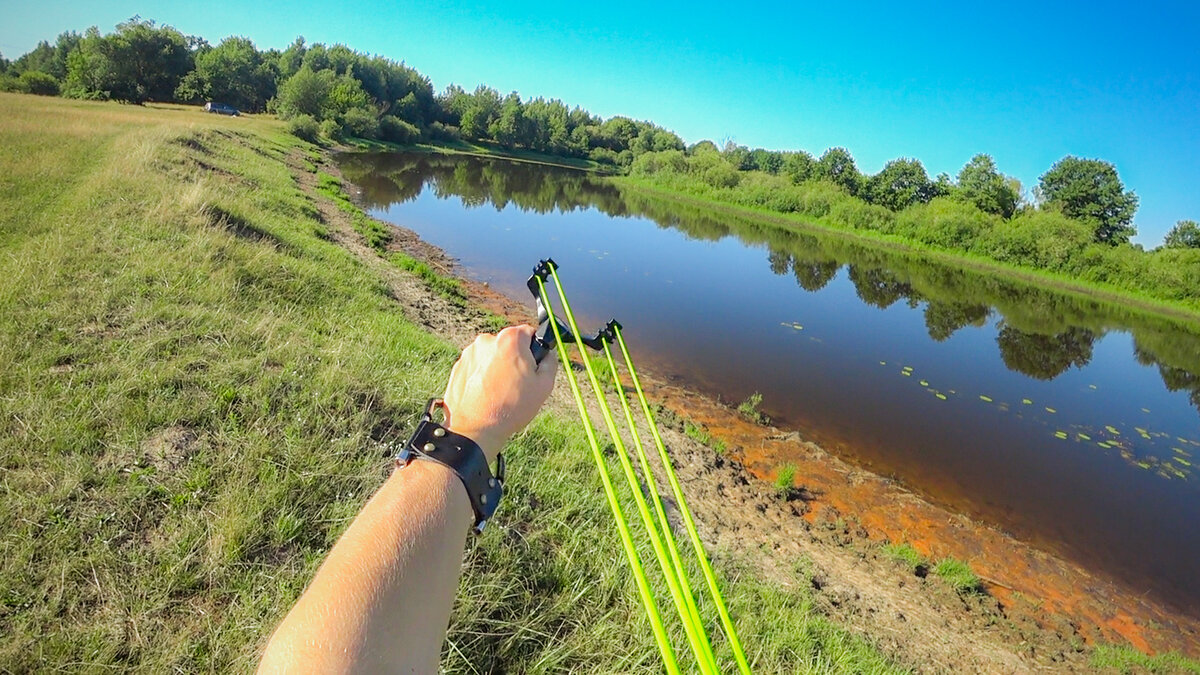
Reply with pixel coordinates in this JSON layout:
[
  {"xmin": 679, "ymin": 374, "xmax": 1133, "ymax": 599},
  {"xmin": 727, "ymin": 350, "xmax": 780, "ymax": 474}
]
[
  {"xmin": 1090, "ymin": 644, "xmax": 1200, "ymax": 673},
  {"xmin": 934, "ymin": 557, "xmax": 983, "ymax": 594},
  {"xmin": 882, "ymin": 542, "xmax": 927, "ymax": 575},
  {"xmin": 737, "ymin": 391, "xmax": 769, "ymax": 424}
]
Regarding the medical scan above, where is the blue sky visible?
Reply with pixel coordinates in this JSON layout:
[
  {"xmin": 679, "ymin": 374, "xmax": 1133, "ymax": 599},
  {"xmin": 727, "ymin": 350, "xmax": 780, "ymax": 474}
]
[{"xmin": 4, "ymin": 1, "xmax": 1198, "ymax": 244}]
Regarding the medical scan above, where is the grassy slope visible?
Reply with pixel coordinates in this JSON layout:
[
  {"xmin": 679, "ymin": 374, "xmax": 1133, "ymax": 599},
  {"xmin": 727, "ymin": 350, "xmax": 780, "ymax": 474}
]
[
  {"xmin": 617, "ymin": 177, "xmax": 1200, "ymax": 325},
  {"xmin": 0, "ymin": 93, "xmax": 902, "ymax": 673}
]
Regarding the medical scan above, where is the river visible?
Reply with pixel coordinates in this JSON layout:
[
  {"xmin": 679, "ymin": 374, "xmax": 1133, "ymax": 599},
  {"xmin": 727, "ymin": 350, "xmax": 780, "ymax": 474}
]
[{"xmin": 338, "ymin": 151, "xmax": 1200, "ymax": 617}]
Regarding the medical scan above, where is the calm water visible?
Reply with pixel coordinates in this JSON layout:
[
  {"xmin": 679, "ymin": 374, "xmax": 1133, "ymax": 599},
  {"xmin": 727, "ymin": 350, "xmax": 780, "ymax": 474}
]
[{"xmin": 339, "ymin": 152, "xmax": 1200, "ymax": 615}]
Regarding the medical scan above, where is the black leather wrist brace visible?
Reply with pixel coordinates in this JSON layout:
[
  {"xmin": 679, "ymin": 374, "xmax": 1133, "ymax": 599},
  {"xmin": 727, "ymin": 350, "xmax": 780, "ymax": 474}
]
[{"xmin": 395, "ymin": 398, "xmax": 504, "ymax": 534}]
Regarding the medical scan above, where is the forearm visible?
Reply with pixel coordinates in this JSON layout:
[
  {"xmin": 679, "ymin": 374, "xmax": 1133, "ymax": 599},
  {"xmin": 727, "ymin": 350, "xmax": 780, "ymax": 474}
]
[{"xmin": 259, "ymin": 460, "xmax": 472, "ymax": 674}]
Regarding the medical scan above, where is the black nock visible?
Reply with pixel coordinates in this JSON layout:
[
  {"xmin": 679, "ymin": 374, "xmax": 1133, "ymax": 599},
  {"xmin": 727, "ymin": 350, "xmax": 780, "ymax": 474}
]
[{"xmin": 526, "ymin": 258, "xmax": 608, "ymax": 364}]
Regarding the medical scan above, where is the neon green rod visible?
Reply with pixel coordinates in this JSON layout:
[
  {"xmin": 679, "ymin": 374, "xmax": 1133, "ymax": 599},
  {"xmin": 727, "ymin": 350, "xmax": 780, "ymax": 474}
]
[
  {"xmin": 542, "ymin": 271, "xmax": 716, "ymax": 675},
  {"xmin": 534, "ymin": 276, "xmax": 681, "ymax": 675},
  {"xmin": 599, "ymin": 339, "xmax": 718, "ymax": 673},
  {"xmin": 613, "ymin": 324, "xmax": 753, "ymax": 675}
]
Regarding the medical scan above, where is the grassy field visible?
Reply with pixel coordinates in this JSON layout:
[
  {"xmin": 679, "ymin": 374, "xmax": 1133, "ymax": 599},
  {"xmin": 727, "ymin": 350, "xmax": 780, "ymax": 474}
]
[{"xmin": 0, "ymin": 93, "xmax": 905, "ymax": 672}]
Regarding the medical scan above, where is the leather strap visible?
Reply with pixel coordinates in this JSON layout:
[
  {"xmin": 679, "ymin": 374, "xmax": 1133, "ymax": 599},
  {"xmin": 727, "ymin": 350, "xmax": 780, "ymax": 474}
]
[{"xmin": 396, "ymin": 399, "xmax": 504, "ymax": 534}]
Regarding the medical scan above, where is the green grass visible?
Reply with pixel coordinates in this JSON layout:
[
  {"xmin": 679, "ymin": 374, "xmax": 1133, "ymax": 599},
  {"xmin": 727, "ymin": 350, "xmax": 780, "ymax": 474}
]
[
  {"xmin": 0, "ymin": 92, "xmax": 908, "ymax": 673},
  {"xmin": 933, "ymin": 557, "xmax": 983, "ymax": 594},
  {"xmin": 881, "ymin": 543, "xmax": 927, "ymax": 574},
  {"xmin": 775, "ymin": 463, "xmax": 797, "ymax": 494},
  {"xmin": 737, "ymin": 391, "xmax": 769, "ymax": 424},
  {"xmin": 313, "ymin": 171, "xmax": 393, "ymax": 250},
  {"xmin": 683, "ymin": 420, "xmax": 726, "ymax": 454},
  {"xmin": 1091, "ymin": 644, "xmax": 1200, "ymax": 674}
]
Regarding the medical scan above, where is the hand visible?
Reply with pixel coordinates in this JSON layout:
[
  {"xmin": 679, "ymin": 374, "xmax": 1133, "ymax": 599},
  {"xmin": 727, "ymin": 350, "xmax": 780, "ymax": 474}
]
[{"xmin": 441, "ymin": 325, "xmax": 557, "ymax": 463}]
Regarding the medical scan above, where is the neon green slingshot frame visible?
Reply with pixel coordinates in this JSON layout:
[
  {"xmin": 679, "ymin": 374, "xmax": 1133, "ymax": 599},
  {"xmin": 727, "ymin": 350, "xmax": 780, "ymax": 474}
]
[{"xmin": 525, "ymin": 259, "xmax": 750, "ymax": 675}]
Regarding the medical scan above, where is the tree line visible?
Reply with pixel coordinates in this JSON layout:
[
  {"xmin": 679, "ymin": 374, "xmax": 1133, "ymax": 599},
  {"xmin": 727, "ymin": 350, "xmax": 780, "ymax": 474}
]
[
  {"xmin": 0, "ymin": 18, "xmax": 681, "ymax": 169},
  {"xmin": 1, "ymin": 16, "xmax": 1196, "ymax": 251}
]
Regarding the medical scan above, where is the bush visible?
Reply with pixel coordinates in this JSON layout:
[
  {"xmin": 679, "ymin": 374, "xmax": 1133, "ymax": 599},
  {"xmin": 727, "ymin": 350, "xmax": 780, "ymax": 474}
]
[
  {"xmin": 630, "ymin": 149, "xmax": 687, "ymax": 176},
  {"xmin": 379, "ymin": 116, "xmax": 421, "ymax": 145},
  {"xmin": 340, "ymin": 107, "xmax": 380, "ymax": 140},
  {"xmin": 427, "ymin": 121, "xmax": 460, "ymax": 142},
  {"xmin": 704, "ymin": 163, "xmax": 741, "ymax": 188},
  {"xmin": 828, "ymin": 198, "xmax": 894, "ymax": 232},
  {"xmin": 19, "ymin": 71, "xmax": 60, "ymax": 96},
  {"xmin": 287, "ymin": 115, "xmax": 320, "ymax": 143},
  {"xmin": 978, "ymin": 210, "xmax": 1092, "ymax": 269},
  {"xmin": 319, "ymin": 119, "xmax": 344, "ymax": 143},
  {"xmin": 895, "ymin": 197, "xmax": 998, "ymax": 250},
  {"xmin": 588, "ymin": 147, "xmax": 619, "ymax": 166}
]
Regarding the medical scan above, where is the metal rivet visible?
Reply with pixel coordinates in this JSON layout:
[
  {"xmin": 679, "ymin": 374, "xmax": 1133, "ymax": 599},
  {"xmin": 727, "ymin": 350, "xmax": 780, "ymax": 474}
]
[
  {"xmin": 488, "ymin": 478, "xmax": 496, "ymax": 488},
  {"xmin": 433, "ymin": 427, "xmax": 446, "ymax": 438},
  {"xmin": 479, "ymin": 493, "xmax": 488, "ymax": 504},
  {"xmin": 423, "ymin": 443, "xmax": 435, "ymax": 453}
]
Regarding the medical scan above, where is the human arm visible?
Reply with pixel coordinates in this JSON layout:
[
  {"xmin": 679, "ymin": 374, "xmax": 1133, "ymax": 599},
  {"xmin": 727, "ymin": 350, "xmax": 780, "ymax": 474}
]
[{"xmin": 258, "ymin": 324, "xmax": 556, "ymax": 673}]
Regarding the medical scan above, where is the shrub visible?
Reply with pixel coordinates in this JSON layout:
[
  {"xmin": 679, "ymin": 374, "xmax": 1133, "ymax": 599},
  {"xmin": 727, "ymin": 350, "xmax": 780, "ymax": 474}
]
[
  {"xmin": 19, "ymin": 70, "xmax": 60, "ymax": 96},
  {"xmin": 340, "ymin": 107, "xmax": 380, "ymax": 140},
  {"xmin": 287, "ymin": 115, "xmax": 320, "ymax": 143},
  {"xmin": 379, "ymin": 115, "xmax": 421, "ymax": 145},
  {"xmin": 630, "ymin": 150, "xmax": 687, "ymax": 176},
  {"xmin": 895, "ymin": 197, "xmax": 998, "ymax": 250},
  {"xmin": 588, "ymin": 147, "xmax": 619, "ymax": 166},
  {"xmin": 978, "ymin": 210, "xmax": 1092, "ymax": 269},
  {"xmin": 427, "ymin": 121, "xmax": 461, "ymax": 142},
  {"xmin": 319, "ymin": 119, "xmax": 344, "ymax": 143},
  {"xmin": 828, "ymin": 198, "xmax": 894, "ymax": 232},
  {"xmin": 704, "ymin": 163, "xmax": 741, "ymax": 188}
]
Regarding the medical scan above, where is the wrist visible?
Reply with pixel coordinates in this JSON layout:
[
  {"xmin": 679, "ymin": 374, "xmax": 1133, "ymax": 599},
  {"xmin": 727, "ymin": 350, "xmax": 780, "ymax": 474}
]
[{"xmin": 445, "ymin": 425, "xmax": 504, "ymax": 464}]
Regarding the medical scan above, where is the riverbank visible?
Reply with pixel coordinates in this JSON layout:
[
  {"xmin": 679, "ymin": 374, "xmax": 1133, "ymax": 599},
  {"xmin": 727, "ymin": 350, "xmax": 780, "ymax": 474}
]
[
  {"xmin": 616, "ymin": 178, "xmax": 1200, "ymax": 327},
  {"xmin": 2, "ymin": 93, "xmax": 1196, "ymax": 672}
]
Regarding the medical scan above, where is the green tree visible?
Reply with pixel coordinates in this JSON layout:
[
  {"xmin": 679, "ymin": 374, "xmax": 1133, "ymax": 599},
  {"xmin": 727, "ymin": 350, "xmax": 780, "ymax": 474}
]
[
  {"xmin": 63, "ymin": 19, "xmax": 192, "ymax": 103},
  {"xmin": 489, "ymin": 92, "xmax": 528, "ymax": 148},
  {"xmin": 1038, "ymin": 156, "xmax": 1138, "ymax": 244},
  {"xmin": 174, "ymin": 36, "xmax": 275, "ymax": 111},
  {"xmin": 956, "ymin": 154, "xmax": 1019, "ymax": 218},
  {"xmin": 1163, "ymin": 220, "xmax": 1200, "ymax": 249},
  {"xmin": 781, "ymin": 151, "xmax": 816, "ymax": 184},
  {"xmin": 816, "ymin": 147, "xmax": 862, "ymax": 195},
  {"xmin": 275, "ymin": 66, "xmax": 334, "ymax": 118},
  {"xmin": 867, "ymin": 158, "xmax": 934, "ymax": 211}
]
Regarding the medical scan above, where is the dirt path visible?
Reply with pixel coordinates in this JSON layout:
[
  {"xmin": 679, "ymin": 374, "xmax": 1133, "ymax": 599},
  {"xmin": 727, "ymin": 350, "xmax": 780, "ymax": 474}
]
[{"xmin": 296, "ymin": 152, "xmax": 1199, "ymax": 672}]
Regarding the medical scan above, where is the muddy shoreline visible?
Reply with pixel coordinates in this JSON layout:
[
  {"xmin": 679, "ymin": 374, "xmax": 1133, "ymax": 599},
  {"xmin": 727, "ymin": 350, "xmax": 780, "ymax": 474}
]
[{"xmin": 334, "ymin": 165, "xmax": 1200, "ymax": 662}]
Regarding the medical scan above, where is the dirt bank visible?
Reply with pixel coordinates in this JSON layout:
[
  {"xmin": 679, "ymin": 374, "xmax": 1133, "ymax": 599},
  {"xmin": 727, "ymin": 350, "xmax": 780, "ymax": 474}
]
[{"xmin": 315, "ymin": 155, "xmax": 1200, "ymax": 671}]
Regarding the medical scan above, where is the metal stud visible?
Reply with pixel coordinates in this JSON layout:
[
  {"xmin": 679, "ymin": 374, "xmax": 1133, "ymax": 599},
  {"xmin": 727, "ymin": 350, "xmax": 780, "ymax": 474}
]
[
  {"xmin": 423, "ymin": 443, "xmax": 435, "ymax": 453},
  {"xmin": 488, "ymin": 478, "xmax": 496, "ymax": 488},
  {"xmin": 433, "ymin": 427, "xmax": 446, "ymax": 438},
  {"xmin": 479, "ymin": 493, "xmax": 488, "ymax": 504}
]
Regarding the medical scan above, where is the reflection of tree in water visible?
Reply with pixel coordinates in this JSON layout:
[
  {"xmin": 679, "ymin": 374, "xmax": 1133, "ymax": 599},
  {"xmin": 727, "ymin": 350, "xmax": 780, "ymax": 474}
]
[
  {"xmin": 339, "ymin": 152, "xmax": 626, "ymax": 215},
  {"xmin": 765, "ymin": 247, "xmax": 840, "ymax": 292},
  {"xmin": 924, "ymin": 302, "xmax": 991, "ymax": 341},
  {"xmin": 847, "ymin": 265, "xmax": 918, "ymax": 309},
  {"xmin": 996, "ymin": 324, "xmax": 1095, "ymax": 380},
  {"xmin": 1135, "ymin": 345, "xmax": 1200, "ymax": 411},
  {"xmin": 793, "ymin": 259, "xmax": 839, "ymax": 292}
]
